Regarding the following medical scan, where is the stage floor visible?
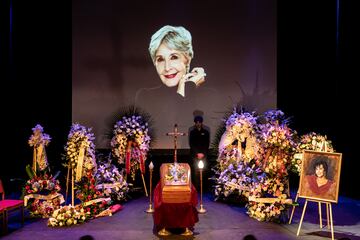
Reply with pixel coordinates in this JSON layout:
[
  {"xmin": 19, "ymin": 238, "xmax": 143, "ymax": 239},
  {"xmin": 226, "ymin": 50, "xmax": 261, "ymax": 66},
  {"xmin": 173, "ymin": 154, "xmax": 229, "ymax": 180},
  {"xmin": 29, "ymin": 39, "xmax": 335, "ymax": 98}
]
[{"xmin": 2, "ymin": 193, "xmax": 360, "ymax": 240}]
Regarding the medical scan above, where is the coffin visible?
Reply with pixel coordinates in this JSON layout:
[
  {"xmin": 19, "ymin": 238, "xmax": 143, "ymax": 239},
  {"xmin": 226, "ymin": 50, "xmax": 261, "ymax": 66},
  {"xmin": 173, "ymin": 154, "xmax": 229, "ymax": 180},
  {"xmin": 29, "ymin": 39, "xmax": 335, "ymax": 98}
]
[{"xmin": 160, "ymin": 163, "xmax": 192, "ymax": 203}]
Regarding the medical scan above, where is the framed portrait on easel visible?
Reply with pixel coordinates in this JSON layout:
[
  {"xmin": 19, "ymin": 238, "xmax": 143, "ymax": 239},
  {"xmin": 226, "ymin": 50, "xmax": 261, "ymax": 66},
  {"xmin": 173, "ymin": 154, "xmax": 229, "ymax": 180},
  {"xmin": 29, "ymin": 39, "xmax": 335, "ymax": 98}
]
[{"xmin": 298, "ymin": 150, "xmax": 342, "ymax": 203}]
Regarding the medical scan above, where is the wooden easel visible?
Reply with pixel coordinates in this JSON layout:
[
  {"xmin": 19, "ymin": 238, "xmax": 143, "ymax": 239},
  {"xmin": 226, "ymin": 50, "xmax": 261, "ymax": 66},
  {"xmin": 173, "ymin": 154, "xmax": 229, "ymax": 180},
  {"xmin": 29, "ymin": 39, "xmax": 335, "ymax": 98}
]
[
  {"xmin": 291, "ymin": 141, "xmax": 336, "ymax": 240},
  {"xmin": 166, "ymin": 124, "xmax": 186, "ymax": 163},
  {"xmin": 296, "ymin": 199, "xmax": 334, "ymax": 240},
  {"xmin": 289, "ymin": 140, "xmax": 329, "ymax": 224}
]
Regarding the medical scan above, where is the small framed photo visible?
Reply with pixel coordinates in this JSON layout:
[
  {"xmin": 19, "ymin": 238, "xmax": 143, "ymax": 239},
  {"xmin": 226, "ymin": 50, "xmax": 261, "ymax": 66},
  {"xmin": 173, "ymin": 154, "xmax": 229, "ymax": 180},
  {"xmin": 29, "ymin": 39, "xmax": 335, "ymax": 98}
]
[{"xmin": 298, "ymin": 150, "xmax": 342, "ymax": 203}]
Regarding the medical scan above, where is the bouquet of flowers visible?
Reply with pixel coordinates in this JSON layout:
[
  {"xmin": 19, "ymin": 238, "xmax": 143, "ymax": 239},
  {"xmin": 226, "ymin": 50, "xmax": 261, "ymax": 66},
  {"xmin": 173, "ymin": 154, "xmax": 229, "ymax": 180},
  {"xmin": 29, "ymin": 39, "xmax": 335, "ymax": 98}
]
[
  {"xmin": 64, "ymin": 123, "xmax": 97, "ymax": 179},
  {"xmin": 291, "ymin": 132, "xmax": 334, "ymax": 174},
  {"xmin": 95, "ymin": 157, "xmax": 129, "ymax": 202},
  {"xmin": 165, "ymin": 163, "xmax": 188, "ymax": 184},
  {"xmin": 48, "ymin": 205, "xmax": 89, "ymax": 227}
]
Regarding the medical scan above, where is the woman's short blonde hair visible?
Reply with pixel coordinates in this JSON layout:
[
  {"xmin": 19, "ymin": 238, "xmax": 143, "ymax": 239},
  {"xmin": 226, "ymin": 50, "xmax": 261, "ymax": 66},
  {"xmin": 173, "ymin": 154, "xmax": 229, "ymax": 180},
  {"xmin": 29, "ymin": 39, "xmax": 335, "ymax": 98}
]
[{"xmin": 149, "ymin": 25, "xmax": 194, "ymax": 63}]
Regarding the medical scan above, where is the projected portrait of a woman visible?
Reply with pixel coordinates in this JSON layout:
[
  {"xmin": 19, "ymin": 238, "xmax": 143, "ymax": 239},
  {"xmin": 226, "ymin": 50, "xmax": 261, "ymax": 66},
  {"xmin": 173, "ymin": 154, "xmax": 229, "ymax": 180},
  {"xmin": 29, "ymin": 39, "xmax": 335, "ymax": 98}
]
[{"xmin": 148, "ymin": 25, "xmax": 206, "ymax": 97}]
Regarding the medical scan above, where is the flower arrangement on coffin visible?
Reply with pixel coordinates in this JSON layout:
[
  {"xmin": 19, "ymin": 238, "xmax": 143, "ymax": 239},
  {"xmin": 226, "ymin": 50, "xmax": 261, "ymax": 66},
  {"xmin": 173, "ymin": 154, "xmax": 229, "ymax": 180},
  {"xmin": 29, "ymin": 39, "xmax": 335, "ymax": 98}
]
[
  {"xmin": 95, "ymin": 156, "xmax": 129, "ymax": 202},
  {"xmin": 64, "ymin": 123, "xmax": 97, "ymax": 181},
  {"xmin": 76, "ymin": 170, "xmax": 112, "ymax": 218},
  {"xmin": 291, "ymin": 132, "xmax": 334, "ymax": 175},
  {"xmin": 28, "ymin": 124, "xmax": 51, "ymax": 173},
  {"xmin": 22, "ymin": 173, "xmax": 62, "ymax": 218},
  {"xmin": 48, "ymin": 204, "xmax": 89, "ymax": 227},
  {"xmin": 164, "ymin": 163, "xmax": 188, "ymax": 185},
  {"xmin": 110, "ymin": 114, "xmax": 151, "ymax": 181}
]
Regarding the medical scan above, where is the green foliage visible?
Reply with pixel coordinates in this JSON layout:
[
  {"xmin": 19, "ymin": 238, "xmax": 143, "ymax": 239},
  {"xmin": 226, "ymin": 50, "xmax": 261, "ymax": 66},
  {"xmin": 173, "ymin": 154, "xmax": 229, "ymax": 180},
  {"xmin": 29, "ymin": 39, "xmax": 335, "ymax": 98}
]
[{"xmin": 26, "ymin": 164, "xmax": 35, "ymax": 179}]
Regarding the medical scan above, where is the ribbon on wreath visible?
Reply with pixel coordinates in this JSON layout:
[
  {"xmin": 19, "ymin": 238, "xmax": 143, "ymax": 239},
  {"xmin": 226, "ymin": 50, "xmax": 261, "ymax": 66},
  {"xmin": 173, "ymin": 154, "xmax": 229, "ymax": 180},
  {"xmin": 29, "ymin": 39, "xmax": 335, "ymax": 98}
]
[
  {"xmin": 33, "ymin": 144, "xmax": 49, "ymax": 173},
  {"xmin": 125, "ymin": 148, "xmax": 145, "ymax": 175},
  {"xmin": 125, "ymin": 150, "xmax": 131, "ymax": 175},
  {"xmin": 24, "ymin": 192, "xmax": 65, "ymax": 206},
  {"xmin": 139, "ymin": 152, "xmax": 145, "ymax": 174},
  {"xmin": 75, "ymin": 143, "xmax": 86, "ymax": 181}
]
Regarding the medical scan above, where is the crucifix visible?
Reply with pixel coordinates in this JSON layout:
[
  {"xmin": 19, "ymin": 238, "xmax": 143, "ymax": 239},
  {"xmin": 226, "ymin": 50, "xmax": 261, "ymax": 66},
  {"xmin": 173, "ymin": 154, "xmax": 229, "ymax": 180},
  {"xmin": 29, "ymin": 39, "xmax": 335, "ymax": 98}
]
[{"xmin": 166, "ymin": 124, "xmax": 186, "ymax": 163}]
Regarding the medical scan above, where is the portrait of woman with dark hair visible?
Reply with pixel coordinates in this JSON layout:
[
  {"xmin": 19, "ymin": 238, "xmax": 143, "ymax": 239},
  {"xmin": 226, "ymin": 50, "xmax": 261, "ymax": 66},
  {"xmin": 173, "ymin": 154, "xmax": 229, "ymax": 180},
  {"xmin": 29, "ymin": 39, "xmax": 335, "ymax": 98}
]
[
  {"xmin": 305, "ymin": 157, "xmax": 335, "ymax": 195},
  {"xmin": 299, "ymin": 152, "xmax": 342, "ymax": 202}
]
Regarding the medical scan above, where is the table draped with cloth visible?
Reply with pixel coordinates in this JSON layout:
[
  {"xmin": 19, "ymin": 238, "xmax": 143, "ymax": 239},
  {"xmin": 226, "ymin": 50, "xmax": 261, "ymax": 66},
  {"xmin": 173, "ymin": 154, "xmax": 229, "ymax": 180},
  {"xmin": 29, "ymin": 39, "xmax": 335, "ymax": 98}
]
[{"xmin": 153, "ymin": 182, "xmax": 199, "ymax": 229}]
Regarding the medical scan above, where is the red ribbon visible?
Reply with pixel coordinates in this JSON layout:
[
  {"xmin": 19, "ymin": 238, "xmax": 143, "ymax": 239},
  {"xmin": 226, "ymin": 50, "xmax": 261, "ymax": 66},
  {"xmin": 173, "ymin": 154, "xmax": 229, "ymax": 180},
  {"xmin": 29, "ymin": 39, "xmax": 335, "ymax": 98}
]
[
  {"xmin": 139, "ymin": 153, "xmax": 145, "ymax": 174},
  {"xmin": 125, "ymin": 150, "xmax": 131, "ymax": 175}
]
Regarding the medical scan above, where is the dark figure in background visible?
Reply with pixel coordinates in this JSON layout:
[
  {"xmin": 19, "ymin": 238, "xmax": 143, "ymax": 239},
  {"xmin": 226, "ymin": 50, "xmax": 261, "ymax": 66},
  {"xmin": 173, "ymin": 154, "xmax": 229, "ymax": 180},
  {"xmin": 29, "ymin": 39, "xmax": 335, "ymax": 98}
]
[{"xmin": 188, "ymin": 116, "xmax": 210, "ymax": 190}]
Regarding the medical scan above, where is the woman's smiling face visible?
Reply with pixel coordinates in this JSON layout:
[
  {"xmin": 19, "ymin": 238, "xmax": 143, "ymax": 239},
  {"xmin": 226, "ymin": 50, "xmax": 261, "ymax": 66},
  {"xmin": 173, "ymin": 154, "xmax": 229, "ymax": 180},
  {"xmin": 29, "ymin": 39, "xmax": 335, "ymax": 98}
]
[
  {"xmin": 315, "ymin": 164, "xmax": 325, "ymax": 178},
  {"xmin": 155, "ymin": 43, "xmax": 189, "ymax": 87}
]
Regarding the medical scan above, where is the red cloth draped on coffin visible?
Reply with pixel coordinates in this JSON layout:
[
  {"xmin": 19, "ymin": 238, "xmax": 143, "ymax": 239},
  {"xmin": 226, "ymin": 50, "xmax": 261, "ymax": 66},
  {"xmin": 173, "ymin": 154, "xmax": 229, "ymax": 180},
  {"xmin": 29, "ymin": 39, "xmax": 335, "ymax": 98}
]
[{"xmin": 153, "ymin": 182, "xmax": 199, "ymax": 228}]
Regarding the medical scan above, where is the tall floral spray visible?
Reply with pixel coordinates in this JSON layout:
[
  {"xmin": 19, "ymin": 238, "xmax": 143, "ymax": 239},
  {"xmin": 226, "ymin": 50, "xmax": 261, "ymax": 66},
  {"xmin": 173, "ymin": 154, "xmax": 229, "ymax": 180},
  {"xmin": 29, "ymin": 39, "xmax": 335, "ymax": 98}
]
[{"xmin": 64, "ymin": 123, "xmax": 97, "ymax": 205}]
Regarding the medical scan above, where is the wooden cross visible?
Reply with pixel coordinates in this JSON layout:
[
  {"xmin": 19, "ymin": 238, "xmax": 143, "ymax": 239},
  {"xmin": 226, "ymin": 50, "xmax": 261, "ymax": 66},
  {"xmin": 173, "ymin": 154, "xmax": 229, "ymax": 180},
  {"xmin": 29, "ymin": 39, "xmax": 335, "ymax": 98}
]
[{"xmin": 166, "ymin": 124, "xmax": 186, "ymax": 163}]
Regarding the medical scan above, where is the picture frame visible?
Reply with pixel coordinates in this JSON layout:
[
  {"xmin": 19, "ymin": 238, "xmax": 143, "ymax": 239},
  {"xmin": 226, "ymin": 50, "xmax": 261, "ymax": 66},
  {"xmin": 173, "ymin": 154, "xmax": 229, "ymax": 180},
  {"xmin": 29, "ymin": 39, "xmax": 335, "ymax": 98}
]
[{"xmin": 298, "ymin": 150, "xmax": 342, "ymax": 203}]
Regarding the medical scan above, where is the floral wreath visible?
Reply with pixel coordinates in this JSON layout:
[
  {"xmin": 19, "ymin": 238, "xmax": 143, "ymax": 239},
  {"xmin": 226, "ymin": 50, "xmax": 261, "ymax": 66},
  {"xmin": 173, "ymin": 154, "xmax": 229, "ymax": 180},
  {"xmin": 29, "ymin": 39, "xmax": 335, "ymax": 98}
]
[
  {"xmin": 213, "ymin": 109, "xmax": 296, "ymax": 222},
  {"xmin": 23, "ymin": 174, "xmax": 61, "ymax": 195},
  {"xmin": 225, "ymin": 110, "xmax": 257, "ymax": 141},
  {"xmin": 110, "ymin": 115, "xmax": 151, "ymax": 180},
  {"xmin": 291, "ymin": 132, "xmax": 334, "ymax": 175},
  {"xmin": 218, "ymin": 110, "xmax": 260, "ymax": 162},
  {"xmin": 65, "ymin": 123, "xmax": 97, "ymax": 180},
  {"xmin": 95, "ymin": 156, "xmax": 129, "ymax": 202},
  {"xmin": 259, "ymin": 110, "xmax": 297, "ymax": 175},
  {"xmin": 246, "ymin": 171, "xmax": 289, "ymax": 222},
  {"xmin": 22, "ymin": 173, "xmax": 62, "ymax": 218}
]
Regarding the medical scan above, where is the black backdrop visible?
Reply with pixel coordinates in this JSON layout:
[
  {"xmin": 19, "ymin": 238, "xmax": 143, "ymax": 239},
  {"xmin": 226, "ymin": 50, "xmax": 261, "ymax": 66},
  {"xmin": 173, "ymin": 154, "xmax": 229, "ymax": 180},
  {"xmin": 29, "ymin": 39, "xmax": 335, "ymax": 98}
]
[{"xmin": 1, "ymin": 0, "xmax": 357, "ymax": 199}]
